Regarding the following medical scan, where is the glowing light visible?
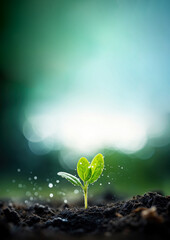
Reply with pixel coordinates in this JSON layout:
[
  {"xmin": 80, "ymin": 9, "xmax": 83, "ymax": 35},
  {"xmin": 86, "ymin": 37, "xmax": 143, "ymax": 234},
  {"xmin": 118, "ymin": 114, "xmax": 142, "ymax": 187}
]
[
  {"xmin": 23, "ymin": 108, "xmax": 148, "ymax": 154},
  {"xmin": 49, "ymin": 193, "xmax": 53, "ymax": 198},
  {"xmin": 28, "ymin": 141, "xmax": 53, "ymax": 155},
  {"xmin": 48, "ymin": 183, "xmax": 53, "ymax": 188},
  {"xmin": 59, "ymin": 110, "xmax": 147, "ymax": 154}
]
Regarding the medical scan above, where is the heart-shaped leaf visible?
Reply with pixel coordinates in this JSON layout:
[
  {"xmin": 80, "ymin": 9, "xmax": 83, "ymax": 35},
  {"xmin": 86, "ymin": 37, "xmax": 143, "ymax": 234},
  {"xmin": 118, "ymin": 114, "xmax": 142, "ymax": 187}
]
[
  {"xmin": 88, "ymin": 153, "xmax": 104, "ymax": 184},
  {"xmin": 77, "ymin": 157, "xmax": 92, "ymax": 182},
  {"xmin": 57, "ymin": 172, "xmax": 82, "ymax": 187}
]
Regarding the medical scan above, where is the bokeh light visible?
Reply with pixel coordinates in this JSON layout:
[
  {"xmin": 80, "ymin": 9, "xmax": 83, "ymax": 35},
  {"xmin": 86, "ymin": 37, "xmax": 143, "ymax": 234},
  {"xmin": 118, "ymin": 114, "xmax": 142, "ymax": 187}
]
[{"xmin": 1, "ymin": 0, "xmax": 170, "ymax": 198}]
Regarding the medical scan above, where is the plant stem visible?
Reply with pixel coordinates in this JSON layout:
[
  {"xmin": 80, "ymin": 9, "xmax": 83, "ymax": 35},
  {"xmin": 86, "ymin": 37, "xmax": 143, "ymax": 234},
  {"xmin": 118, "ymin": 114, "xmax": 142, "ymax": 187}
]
[{"xmin": 83, "ymin": 185, "xmax": 88, "ymax": 209}]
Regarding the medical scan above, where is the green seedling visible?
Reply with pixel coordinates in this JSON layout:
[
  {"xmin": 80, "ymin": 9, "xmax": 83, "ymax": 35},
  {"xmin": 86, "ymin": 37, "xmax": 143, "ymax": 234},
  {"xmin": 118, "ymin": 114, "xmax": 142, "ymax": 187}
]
[{"xmin": 57, "ymin": 153, "xmax": 104, "ymax": 209}]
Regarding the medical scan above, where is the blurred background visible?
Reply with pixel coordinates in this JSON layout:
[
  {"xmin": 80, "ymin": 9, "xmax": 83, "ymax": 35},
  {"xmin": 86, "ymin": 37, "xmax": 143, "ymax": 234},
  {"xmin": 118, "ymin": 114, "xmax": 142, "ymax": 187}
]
[{"xmin": 0, "ymin": 0, "xmax": 170, "ymax": 203}]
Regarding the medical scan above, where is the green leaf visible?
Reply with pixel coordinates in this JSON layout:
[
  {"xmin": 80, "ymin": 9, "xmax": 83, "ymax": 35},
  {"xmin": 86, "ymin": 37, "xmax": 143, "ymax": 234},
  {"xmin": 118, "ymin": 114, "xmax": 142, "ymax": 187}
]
[
  {"xmin": 77, "ymin": 157, "xmax": 92, "ymax": 182},
  {"xmin": 88, "ymin": 153, "xmax": 104, "ymax": 184},
  {"xmin": 57, "ymin": 172, "xmax": 82, "ymax": 187}
]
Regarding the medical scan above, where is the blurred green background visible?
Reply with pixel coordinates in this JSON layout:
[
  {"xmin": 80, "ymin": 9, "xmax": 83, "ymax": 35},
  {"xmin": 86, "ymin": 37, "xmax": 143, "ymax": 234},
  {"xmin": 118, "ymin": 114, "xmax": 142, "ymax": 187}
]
[{"xmin": 0, "ymin": 0, "xmax": 170, "ymax": 203}]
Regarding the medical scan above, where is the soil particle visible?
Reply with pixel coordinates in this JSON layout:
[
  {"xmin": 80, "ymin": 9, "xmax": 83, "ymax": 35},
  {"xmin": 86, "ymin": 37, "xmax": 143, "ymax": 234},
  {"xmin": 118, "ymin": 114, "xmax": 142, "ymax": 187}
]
[
  {"xmin": 3, "ymin": 207, "xmax": 20, "ymax": 224},
  {"xmin": 0, "ymin": 201, "xmax": 4, "ymax": 208},
  {"xmin": 0, "ymin": 192, "xmax": 170, "ymax": 240},
  {"xmin": 141, "ymin": 206, "xmax": 164, "ymax": 223},
  {"xmin": 26, "ymin": 215, "xmax": 41, "ymax": 226},
  {"xmin": 167, "ymin": 202, "xmax": 170, "ymax": 216},
  {"xmin": 33, "ymin": 203, "xmax": 55, "ymax": 216},
  {"xmin": 103, "ymin": 207, "xmax": 116, "ymax": 217}
]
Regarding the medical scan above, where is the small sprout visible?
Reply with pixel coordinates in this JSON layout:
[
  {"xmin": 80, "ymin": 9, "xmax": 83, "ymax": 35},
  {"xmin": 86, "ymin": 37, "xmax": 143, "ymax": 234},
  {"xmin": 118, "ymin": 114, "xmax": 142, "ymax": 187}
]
[{"xmin": 57, "ymin": 153, "xmax": 104, "ymax": 209}]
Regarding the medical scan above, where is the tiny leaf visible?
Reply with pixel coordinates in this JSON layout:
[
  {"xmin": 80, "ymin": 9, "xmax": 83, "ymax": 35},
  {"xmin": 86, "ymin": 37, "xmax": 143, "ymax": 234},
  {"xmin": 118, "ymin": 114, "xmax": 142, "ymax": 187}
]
[
  {"xmin": 77, "ymin": 157, "xmax": 92, "ymax": 182},
  {"xmin": 88, "ymin": 153, "xmax": 104, "ymax": 184},
  {"xmin": 57, "ymin": 172, "xmax": 82, "ymax": 187}
]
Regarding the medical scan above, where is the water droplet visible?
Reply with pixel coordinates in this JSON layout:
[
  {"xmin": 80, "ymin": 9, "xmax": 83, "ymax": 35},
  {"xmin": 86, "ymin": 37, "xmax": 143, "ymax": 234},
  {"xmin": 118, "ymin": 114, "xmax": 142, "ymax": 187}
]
[
  {"xmin": 17, "ymin": 168, "xmax": 21, "ymax": 172},
  {"xmin": 107, "ymin": 175, "xmax": 109, "ymax": 178},
  {"xmin": 56, "ymin": 180, "xmax": 60, "ymax": 183},
  {"xmin": 99, "ymin": 183, "xmax": 102, "ymax": 186},
  {"xmin": 121, "ymin": 167, "xmax": 123, "ymax": 170},
  {"xmin": 48, "ymin": 183, "xmax": 53, "ymax": 188},
  {"xmin": 49, "ymin": 193, "xmax": 53, "ymax": 198},
  {"xmin": 74, "ymin": 189, "xmax": 79, "ymax": 194},
  {"xmin": 33, "ymin": 187, "xmax": 36, "ymax": 191},
  {"xmin": 34, "ymin": 192, "xmax": 38, "ymax": 196},
  {"xmin": 64, "ymin": 199, "xmax": 68, "ymax": 203},
  {"xmin": 18, "ymin": 184, "xmax": 22, "ymax": 188},
  {"xmin": 108, "ymin": 182, "xmax": 111, "ymax": 185},
  {"xmin": 25, "ymin": 200, "xmax": 28, "ymax": 204},
  {"xmin": 26, "ymin": 191, "xmax": 31, "ymax": 197},
  {"xmin": 38, "ymin": 187, "xmax": 42, "ymax": 191},
  {"xmin": 12, "ymin": 179, "xmax": 16, "ymax": 183},
  {"xmin": 30, "ymin": 196, "xmax": 33, "ymax": 201},
  {"xmin": 34, "ymin": 176, "xmax": 37, "ymax": 180},
  {"xmin": 59, "ymin": 191, "xmax": 66, "ymax": 196},
  {"xmin": 28, "ymin": 177, "xmax": 32, "ymax": 181}
]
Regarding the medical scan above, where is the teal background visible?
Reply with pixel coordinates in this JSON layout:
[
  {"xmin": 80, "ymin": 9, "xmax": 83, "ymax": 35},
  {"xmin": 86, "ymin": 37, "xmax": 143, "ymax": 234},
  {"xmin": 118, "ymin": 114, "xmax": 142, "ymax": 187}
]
[{"xmin": 0, "ymin": 0, "xmax": 170, "ymax": 202}]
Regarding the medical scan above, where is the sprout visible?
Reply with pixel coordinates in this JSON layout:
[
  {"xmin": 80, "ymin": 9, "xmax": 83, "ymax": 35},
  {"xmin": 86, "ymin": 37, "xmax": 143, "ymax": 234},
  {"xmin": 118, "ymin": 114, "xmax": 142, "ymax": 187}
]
[{"xmin": 57, "ymin": 153, "xmax": 104, "ymax": 209}]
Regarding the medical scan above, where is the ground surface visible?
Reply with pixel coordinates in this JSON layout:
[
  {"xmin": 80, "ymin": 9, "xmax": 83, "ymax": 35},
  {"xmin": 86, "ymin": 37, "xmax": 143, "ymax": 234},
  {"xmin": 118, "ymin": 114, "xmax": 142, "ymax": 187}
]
[{"xmin": 0, "ymin": 192, "xmax": 170, "ymax": 240}]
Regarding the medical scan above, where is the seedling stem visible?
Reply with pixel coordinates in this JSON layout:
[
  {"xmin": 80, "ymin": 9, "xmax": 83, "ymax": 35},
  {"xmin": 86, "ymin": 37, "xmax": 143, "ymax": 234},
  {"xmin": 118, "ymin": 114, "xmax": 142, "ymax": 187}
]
[{"xmin": 83, "ymin": 185, "xmax": 88, "ymax": 209}]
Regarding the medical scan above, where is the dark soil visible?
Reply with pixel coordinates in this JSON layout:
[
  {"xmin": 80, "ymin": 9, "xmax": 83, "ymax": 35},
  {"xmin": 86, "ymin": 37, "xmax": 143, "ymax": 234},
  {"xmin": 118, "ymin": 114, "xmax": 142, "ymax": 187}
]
[{"xmin": 0, "ymin": 192, "xmax": 170, "ymax": 240}]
